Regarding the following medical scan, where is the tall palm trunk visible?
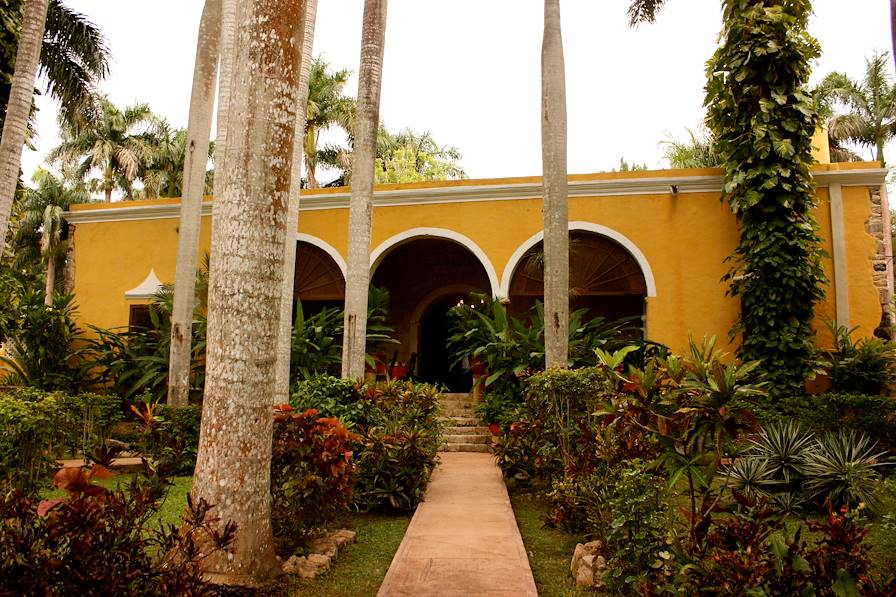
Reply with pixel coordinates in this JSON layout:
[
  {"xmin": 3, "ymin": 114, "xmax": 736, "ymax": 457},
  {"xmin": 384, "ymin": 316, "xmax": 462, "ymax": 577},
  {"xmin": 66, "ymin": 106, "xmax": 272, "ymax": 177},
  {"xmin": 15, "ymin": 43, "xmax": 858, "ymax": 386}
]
[
  {"xmin": 0, "ymin": 0, "xmax": 50, "ymax": 248},
  {"xmin": 891, "ymin": 0, "xmax": 896, "ymax": 74},
  {"xmin": 167, "ymin": 0, "xmax": 223, "ymax": 408},
  {"xmin": 211, "ymin": 0, "xmax": 237, "ymax": 207},
  {"xmin": 44, "ymin": 256, "xmax": 55, "ymax": 305},
  {"xmin": 305, "ymin": 128, "xmax": 319, "ymax": 188},
  {"xmin": 274, "ymin": 0, "xmax": 318, "ymax": 404},
  {"xmin": 191, "ymin": 0, "xmax": 306, "ymax": 584},
  {"xmin": 542, "ymin": 0, "xmax": 569, "ymax": 369},
  {"xmin": 342, "ymin": 0, "xmax": 388, "ymax": 380}
]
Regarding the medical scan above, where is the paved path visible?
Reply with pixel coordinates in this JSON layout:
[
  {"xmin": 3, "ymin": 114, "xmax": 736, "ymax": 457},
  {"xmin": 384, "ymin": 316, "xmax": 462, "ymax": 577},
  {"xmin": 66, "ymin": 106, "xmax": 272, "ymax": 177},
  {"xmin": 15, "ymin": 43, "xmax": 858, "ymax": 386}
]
[{"xmin": 377, "ymin": 452, "xmax": 538, "ymax": 597}]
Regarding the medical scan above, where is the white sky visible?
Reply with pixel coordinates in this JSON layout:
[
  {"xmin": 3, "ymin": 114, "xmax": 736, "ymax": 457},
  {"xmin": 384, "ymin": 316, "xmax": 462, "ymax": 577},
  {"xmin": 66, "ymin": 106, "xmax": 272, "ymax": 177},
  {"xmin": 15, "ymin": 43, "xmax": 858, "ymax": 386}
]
[{"xmin": 19, "ymin": 0, "xmax": 896, "ymax": 184}]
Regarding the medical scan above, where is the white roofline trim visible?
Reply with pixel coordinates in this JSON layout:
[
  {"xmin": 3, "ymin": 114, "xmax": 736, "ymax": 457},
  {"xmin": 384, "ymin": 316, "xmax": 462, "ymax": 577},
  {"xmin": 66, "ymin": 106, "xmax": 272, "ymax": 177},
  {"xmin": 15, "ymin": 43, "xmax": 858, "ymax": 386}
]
[{"xmin": 64, "ymin": 168, "xmax": 888, "ymax": 224}]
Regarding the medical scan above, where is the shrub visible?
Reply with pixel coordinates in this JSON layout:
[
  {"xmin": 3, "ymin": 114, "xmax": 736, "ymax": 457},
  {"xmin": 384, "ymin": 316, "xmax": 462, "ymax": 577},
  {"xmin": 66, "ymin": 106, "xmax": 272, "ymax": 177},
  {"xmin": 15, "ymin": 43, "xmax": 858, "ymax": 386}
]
[
  {"xmin": 758, "ymin": 392, "xmax": 896, "ymax": 454},
  {"xmin": 582, "ymin": 459, "xmax": 673, "ymax": 593},
  {"xmin": 802, "ymin": 430, "xmax": 889, "ymax": 512},
  {"xmin": 290, "ymin": 374, "xmax": 374, "ymax": 428},
  {"xmin": 0, "ymin": 292, "xmax": 85, "ymax": 391},
  {"xmin": 271, "ymin": 408, "xmax": 358, "ymax": 554},
  {"xmin": 137, "ymin": 402, "xmax": 203, "ymax": 476},
  {"xmin": 352, "ymin": 380, "xmax": 442, "ymax": 512},
  {"xmin": 0, "ymin": 465, "xmax": 235, "ymax": 596},
  {"xmin": 0, "ymin": 389, "xmax": 122, "ymax": 492},
  {"xmin": 824, "ymin": 322, "xmax": 896, "ymax": 395}
]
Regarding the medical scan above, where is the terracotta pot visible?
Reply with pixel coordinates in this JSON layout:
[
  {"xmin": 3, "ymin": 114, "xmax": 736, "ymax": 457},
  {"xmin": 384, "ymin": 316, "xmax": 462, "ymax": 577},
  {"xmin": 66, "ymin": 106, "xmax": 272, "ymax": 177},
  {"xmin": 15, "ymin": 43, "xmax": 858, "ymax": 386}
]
[{"xmin": 488, "ymin": 422, "xmax": 501, "ymax": 436}]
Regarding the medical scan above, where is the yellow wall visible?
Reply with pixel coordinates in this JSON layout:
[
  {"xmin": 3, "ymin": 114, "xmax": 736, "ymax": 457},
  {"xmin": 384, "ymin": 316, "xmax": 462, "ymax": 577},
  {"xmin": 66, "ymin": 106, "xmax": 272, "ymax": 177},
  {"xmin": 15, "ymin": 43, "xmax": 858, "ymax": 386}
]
[{"xmin": 68, "ymin": 166, "xmax": 888, "ymax": 356}]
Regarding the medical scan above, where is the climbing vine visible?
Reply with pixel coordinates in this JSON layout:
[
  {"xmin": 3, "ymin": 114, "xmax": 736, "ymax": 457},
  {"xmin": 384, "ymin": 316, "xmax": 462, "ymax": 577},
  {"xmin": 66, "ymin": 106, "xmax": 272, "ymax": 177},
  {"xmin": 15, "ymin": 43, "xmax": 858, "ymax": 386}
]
[{"xmin": 705, "ymin": 0, "xmax": 825, "ymax": 395}]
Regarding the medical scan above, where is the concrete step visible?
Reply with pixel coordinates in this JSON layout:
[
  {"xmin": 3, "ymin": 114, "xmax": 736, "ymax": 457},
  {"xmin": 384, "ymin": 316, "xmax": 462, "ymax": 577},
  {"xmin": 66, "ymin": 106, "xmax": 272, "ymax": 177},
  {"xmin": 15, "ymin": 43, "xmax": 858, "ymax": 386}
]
[
  {"xmin": 444, "ymin": 426, "xmax": 491, "ymax": 436},
  {"xmin": 443, "ymin": 433, "xmax": 490, "ymax": 445},
  {"xmin": 441, "ymin": 408, "xmax": 475, "ymax": 417},
  {"xmin": 440, "ymin": 393, "xmax": 472, "ymax": 400},
  {"xmin": 439, "ymin": 443, "xmax": 493, "ymax": 453}
]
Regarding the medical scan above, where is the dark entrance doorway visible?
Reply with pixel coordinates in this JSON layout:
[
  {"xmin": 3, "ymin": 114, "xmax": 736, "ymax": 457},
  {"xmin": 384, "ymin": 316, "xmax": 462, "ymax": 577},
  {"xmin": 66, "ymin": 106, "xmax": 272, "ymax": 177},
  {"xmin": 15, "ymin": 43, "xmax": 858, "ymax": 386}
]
[{"xmin": 417, "ymin": 294, "xmax": 470, "ymax": 391}]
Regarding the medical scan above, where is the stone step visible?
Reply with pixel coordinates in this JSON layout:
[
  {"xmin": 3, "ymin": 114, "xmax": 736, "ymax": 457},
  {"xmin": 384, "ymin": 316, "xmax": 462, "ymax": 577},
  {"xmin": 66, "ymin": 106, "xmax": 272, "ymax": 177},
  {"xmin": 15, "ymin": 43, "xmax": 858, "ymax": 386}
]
[
  {"xmin": 439, "ymin": 443, "xmax": 492, "ymax": 453},
  {"xmin": 441, "ymin": 408, "xmax": 475, "ymax": 417},
  {"xmin": 440, "ymin": 393, "xmax": 472, "ymax": 400},
  {"xmin": 439, "ymin": 416, "xmax": 480, "ymax": 426},
  {"xmin": 444, "ymin": 426, "xmax": 491, "ymax": 436},
  {"xmin": 443, "ymin": 433, "xmax": 490, "ymax": 445}
]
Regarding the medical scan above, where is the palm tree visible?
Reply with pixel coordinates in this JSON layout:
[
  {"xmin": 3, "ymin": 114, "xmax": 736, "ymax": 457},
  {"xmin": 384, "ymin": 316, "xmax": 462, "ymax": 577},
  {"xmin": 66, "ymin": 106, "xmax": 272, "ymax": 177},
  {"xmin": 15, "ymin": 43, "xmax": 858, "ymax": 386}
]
[
  {"xmin": 167, "ymin": 0, "xmax": 221, "ymax": 409},
  {"xmin": 0, "ymin": 0, "xmax": 49, "ymax": 253},
  {"xmin": 304, "ymin": 57, "xmax": 355, "ymax": 188},
  {"xmin": 274, "ymin": 0, "xmax": 318, "ymax": 405},
  {"xmin": 0, "ymin": 0, "xmax": 109, "ymax": 130},
  {"xmin": 49, "ymin": 97, "xmax": 160, "ymax": 201},
  {"xmin": 18, "ymin": 168, "xmax": 87, "ymax": 304},
  {"xmin": 541, "ymin": 0, "xmax": 568, "ymax": 369},
  {"xmin": 141, "ymin": 123, "xmax": 215, "ymax": 199},
  {"xmin": 626, "ymin": 0, "xmax": 668, "ymax": 26},
  {"xmin": 819, "ymin": 51, "xmax": 896, "ymax": 166},
  {"xmin": 191, "ymin": 0, "xmax": 306, "ymax": 584},
  {"xmin": 374, "ymin": 127, "xmax": 466, "ymax": 183},
  {"xmin": 342, "ymin": 0, "xmax": 387, "ymax": 381},
  {"xmin": 211, "ymin": 0, "xmax": 236, "ymax": 203}
]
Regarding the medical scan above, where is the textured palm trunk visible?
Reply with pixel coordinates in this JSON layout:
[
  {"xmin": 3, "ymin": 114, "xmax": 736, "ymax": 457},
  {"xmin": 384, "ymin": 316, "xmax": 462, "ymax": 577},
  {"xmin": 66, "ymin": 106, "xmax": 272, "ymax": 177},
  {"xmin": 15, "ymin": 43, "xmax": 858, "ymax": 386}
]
[
  {"xmin": 0, "ymin": 0, "xmax": 50, "ymax": 247},
  {"xmin": 341, "ymin": 0, "xmax": 388, "ymax": 380},
  {"xmin": 891, "ymin": 0, "xmax": 896, "ymax": 74},
  {"xmin": 542, "ymin": 0, "xmax": 569, "ymax": 369},
  {"xmin": 273, "ymin": 0, "xmax": 318, "ymax": 405},
  {"xmin": 191, "ymin": 0, "xmax": 305, "ymax": 585},
  {"xmin": 167, "ymin": 0, "xmax": 223, "ymax": 408},
  {"xmin": 211, "ymin": 0, "xmax": 237, "ymax": 208},
  {"xmin": 44, "ymin": 256, "xmax": 55, "ymax": 306}
]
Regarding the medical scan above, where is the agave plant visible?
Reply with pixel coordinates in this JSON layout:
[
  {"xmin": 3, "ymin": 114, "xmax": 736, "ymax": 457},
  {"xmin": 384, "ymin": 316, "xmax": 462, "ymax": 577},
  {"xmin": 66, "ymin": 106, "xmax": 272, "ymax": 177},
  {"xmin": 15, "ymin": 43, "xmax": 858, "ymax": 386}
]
[
  {"xmin": 802, "ymin": 430, "xmax": 890, "ymax": 512},
  {"xmin": 751, "ymin": 421, "xmax": 814, "ymax": 485},
  {"xmin": 725, "ymin": 456, "xmax": 776, "ymax": 500}
]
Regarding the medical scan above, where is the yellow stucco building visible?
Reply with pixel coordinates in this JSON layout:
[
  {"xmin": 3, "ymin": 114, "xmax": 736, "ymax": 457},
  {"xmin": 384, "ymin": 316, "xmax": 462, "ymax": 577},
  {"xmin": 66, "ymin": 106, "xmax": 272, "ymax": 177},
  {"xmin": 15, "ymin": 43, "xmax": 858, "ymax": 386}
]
[{"xmin": 64, "ymin": 161, "xmax": 893, "ymax": 387}]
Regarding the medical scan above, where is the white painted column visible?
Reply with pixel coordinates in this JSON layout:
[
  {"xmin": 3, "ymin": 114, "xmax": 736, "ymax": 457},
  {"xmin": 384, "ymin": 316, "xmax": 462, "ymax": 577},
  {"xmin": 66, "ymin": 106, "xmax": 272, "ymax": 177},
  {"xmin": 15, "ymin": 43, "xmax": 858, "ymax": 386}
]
[{"xmin": 828, "ymin": 183, "xmax": 850, "ymax": 327}]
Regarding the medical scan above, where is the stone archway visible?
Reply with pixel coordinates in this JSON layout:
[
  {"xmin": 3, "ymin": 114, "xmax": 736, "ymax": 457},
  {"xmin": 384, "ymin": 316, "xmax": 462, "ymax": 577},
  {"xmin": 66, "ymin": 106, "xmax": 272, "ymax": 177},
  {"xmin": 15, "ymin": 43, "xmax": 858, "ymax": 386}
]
[
  {"xmin": 370, "ymin": 237, "xmax": 492, "ymax": 390},
  {"xmin": 507, "ymin": 230, "xmax": 648, "ymax": 328}
]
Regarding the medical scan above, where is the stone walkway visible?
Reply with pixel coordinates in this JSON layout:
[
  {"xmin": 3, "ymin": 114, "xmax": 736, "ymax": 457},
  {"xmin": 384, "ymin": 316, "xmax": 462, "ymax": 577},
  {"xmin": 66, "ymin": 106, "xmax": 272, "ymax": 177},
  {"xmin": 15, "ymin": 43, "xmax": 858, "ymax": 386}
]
[{"xmin": 377, "ymin": 452, "xmax": 538, "ymax": 597}]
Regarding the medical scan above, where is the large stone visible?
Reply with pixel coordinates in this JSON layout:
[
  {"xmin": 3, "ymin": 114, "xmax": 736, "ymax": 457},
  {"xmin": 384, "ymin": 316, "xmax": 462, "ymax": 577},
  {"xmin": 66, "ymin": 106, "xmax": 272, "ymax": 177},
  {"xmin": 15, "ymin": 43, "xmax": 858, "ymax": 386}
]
[
  {"xmin": 570, "ymin": 541, "xmax": 606, "ymax": 589},
  {"xmin": 282, "ymin": 553, "xmax": 332, "ymax": 579}
]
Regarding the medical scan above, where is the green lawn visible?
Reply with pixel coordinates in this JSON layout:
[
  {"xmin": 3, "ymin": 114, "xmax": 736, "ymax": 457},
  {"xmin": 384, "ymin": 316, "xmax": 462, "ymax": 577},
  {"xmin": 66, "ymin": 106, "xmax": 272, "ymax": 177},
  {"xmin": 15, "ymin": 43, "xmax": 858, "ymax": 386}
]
[{"xmin": 509, "ymin": 488, "xmax": 591, "ymax": 597}]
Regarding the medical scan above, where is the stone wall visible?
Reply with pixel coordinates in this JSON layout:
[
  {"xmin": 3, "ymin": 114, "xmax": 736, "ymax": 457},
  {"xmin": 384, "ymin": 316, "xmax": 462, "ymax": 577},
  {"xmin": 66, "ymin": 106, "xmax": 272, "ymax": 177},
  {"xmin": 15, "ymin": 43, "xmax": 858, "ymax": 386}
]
[{"xmin": 866, "ymin": 186, "xmax": 894, "ymax": 336}]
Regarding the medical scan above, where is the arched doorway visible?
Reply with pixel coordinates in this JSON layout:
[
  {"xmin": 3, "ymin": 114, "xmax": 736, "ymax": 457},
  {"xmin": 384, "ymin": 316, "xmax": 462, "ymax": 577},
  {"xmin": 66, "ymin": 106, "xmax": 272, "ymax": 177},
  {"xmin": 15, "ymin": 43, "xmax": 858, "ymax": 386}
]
[
  {"xmin": 370, "ymin": 238, "xmax": 492, "ymax": 390},
  {"xmin": 293, "ymin": 240, "xmax": 345, "ymax": 314},
  {"xmin": 508, "ymin": 231, "xmax": 647, "ymax": 328}
]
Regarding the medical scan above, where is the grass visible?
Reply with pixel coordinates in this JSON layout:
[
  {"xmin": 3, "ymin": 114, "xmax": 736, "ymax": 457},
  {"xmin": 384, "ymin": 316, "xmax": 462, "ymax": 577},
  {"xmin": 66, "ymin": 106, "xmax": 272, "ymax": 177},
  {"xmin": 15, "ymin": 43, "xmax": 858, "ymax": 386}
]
[
  {"xmin": 509, "ymin": 486, "xmax": 591, "ymax": 597},
  {"xmin": 277, "ymin": 512, "xmax": 411, "ymax": 597}
]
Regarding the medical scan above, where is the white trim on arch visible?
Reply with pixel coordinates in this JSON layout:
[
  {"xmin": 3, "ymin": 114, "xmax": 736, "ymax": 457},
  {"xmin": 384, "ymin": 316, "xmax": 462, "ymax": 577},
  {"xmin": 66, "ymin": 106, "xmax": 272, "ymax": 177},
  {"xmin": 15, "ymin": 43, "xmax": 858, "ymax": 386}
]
[
  {"xmin": 498, "ymin": 221, "xmax": 657, "ymax": 298},
  {"xmin": 295, "ymin": 233, "xmax": 347, "ymax": 278},
  {"xmin": 368, "ymin": 227, "xmax": 501, "ymax": 297}
]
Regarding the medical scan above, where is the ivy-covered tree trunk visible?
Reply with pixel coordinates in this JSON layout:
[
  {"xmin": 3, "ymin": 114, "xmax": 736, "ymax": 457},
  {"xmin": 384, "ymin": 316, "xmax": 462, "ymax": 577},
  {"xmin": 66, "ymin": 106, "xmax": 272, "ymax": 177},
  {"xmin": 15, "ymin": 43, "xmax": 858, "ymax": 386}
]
[
  {"xmin": 274, "ymin": 0, "xmax": 318, "ymax": 404},
  {"xmin": 705, "ymin": 0, "xmax": 825, "ymax": 395},
  {"xmin": 342, "ymin": 0, "xmax": 387, "ymax": 380},
  {"xmin": 191, "ymin": 0, "xmax": 305, "ymax": 585},
  {"xmin": 168, "ymin": 0, "xmax": 222, "ymax": 408},
  {"xmin": 542, "ymin": 0, "xmax": 569, "ymax": 369},
  {"xmin": 0, "ymin": 0, "xmax": 49, "ymax": 248}
]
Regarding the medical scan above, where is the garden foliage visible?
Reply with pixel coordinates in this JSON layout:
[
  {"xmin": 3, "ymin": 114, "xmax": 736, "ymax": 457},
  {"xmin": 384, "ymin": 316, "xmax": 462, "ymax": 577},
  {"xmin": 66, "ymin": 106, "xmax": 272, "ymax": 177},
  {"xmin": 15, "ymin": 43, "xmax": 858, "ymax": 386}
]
[
  {"xmin": 0, "ymin": 464, "xmax": 235, "ymax": 596},
  {"xmin": 271, "ymin": 407, "xmax": 358, "ymax": 554},
  {"xmin": 290, "ymin": 377, "xmax": 443, "ymax": 512},
  {"xmin": 0, "ymin": 388, "xmax": 120, "ymax": 492}
]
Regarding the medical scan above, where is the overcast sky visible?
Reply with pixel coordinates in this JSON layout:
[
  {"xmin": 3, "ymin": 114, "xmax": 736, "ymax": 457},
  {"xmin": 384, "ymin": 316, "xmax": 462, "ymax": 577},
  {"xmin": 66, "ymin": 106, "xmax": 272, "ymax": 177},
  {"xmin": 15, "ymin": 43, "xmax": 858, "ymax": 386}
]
[{"xmin": 19, "ymin": 0, "xmax": 896, "ymax": 184}]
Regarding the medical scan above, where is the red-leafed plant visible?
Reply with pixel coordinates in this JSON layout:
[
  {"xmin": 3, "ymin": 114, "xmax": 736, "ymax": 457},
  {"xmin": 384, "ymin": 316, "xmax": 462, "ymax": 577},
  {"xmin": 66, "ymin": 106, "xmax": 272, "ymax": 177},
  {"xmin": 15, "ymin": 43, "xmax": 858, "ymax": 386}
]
[
  {"xmin": 0, "ymin": 464, "xmax": 235, "ymax": 596},
  {"xmin": 271, "ymin": 408, "xmax": 359, "ymax": 555}
]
